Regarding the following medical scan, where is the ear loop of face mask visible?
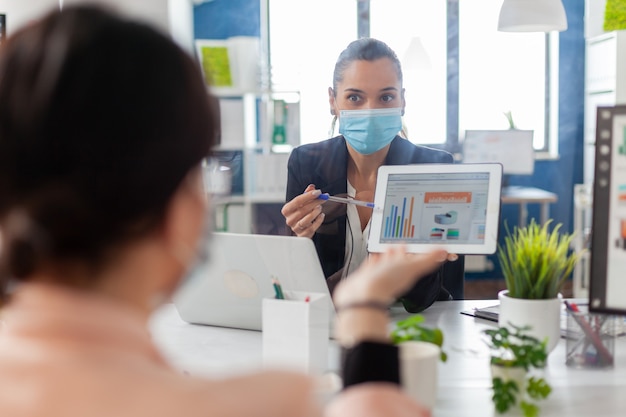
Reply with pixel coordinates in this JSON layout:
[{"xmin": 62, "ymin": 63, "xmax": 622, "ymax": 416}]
[{"xmin": 175, "ymin": 161, "xmax": 229, "ymax": 292}]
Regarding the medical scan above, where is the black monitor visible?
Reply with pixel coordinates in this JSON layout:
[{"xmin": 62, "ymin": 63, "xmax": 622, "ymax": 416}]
[{"xmin": 589, "ymin": 105, "xmax": 626, "ymax": 315}]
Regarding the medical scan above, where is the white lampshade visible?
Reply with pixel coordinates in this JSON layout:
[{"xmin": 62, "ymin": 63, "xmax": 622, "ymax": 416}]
[{"xmin": 498, "ymin": 0, "xmax": 568, "ymax": 32}]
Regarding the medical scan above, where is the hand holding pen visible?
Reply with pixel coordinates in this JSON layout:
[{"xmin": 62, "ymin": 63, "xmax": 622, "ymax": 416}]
[
  {"xmin": 281, "ymin": 184, "xmax": 326, "ymax": 239},
  {"xmin": 282, "ymin": 184, "xmax": 377, "ymax": 238},
  {"xmin": 317, "ymin": 193, "xmax": 376, "ymax": 208}
]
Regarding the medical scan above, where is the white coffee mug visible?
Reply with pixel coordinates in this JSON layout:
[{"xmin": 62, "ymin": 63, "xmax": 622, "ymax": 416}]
[{"xmin": 399, "ymin": 341, "xmax": 440, "ymax": 410}]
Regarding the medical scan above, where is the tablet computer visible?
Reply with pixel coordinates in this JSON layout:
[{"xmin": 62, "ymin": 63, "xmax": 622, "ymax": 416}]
[{"xmin": 368, "ymin": 163, "xmax": 503, "ymax": 254}]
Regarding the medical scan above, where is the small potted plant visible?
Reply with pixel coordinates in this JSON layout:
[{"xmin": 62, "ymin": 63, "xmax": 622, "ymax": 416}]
[
  {"xmin": 497, "ymin": 219, "xmax": 583, "ymax": 353},
  {"xmin": 390, "ymin": 314, "xmax": 447, "ymax": 361},
  {"xmin": 390, "ymin": 314, "xmax": 446, "ymax": 410},
  {"xmin": 484, "ymin": 324, "xmax": 552, "ymax": 417}
]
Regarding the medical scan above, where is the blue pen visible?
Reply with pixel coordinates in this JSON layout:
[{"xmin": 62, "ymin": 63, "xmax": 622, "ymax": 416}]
[{"xmin": 318, "ymin": 193, "xmax": 375, "ymax": 208}]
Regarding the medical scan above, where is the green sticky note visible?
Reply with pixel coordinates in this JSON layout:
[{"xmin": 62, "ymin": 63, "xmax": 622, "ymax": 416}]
[
  {"xmin": 199, "ymin": 46, "xmax": 233, "ymax": 87},
  {"xmin": 604, "ymin": 0, "xmax": 626, "ymax": 31}
]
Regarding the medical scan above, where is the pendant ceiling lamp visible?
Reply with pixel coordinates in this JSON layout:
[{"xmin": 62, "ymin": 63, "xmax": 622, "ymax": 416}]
[{"xmin": 498, "ymin": 0, "xmax": 568, "ymax": 32}]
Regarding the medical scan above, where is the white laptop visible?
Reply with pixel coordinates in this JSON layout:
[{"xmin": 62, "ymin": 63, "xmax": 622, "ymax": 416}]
[{"xmin": 173, "ymin": 232, "xmax": 335, "ymax": 332}]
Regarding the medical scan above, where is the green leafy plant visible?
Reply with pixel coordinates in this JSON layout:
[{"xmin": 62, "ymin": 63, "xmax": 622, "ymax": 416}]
[
  {"xmin": 503, "ymin": 110, "xmax": 516, "ymax": 129},
  {"xmin": 498, "ymin": 219, "xmax": 583, "ymax": 299},
  {"xmin": 484, "ymin": 324, "xmax": 552, "ymax": 417},
  {"xmin": 390, "ymin": 314, "xmax": 447, "ymax": 362}
]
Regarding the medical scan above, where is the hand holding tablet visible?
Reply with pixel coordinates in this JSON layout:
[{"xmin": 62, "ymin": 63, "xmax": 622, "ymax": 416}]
[{"xmin": 367, "ymin": 163, "xmax": 503, "ymax": 255}]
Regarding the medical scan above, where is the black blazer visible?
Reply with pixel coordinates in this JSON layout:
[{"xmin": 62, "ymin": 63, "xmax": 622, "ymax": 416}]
[{"xmin": 286, "ymin": 136, "xmax": 465, "ymax": 312}]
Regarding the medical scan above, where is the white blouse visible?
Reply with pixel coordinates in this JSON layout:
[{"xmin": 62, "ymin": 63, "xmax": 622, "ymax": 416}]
[{"xmin": 342, "ymin": 180, "xmax": 371, "ymax": 280}]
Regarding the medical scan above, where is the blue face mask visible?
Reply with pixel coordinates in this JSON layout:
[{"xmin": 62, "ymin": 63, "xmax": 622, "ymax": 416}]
[{"xmin": 339, "ymin": 108, "xmax": 403, "ymax": 155}]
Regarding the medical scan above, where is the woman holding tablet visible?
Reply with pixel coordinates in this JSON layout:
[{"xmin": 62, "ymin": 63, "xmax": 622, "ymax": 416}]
[
  {"xmin": 281, "ymin": 38, "xmax": 463, "ymax": 312},
  {"xmin": 0, "ymin": 6, "xmax": 445, "ymax": 417}
]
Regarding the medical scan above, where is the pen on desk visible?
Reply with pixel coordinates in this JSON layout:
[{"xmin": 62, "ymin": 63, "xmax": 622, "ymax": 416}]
[
  {"xmin": 564, "ymin": 300, "xmax": 613, "ymax": 365},
  {"xmin": 271, "ymin": 276, "xmax": 285, "ymax": 300},
  {"xmin": 317, "ymin": 193, "xmax": 375, "ymax": 209}
]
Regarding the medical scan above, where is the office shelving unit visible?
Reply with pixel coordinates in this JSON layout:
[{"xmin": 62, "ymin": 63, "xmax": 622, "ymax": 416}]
[
  {"xmin": 211, "ymin": 90, "xmax": 300, "ymax": 234},
  {"xmin": 577, "ymin": 29, "xmax": 626, "ymax": 297},
  {"xmin": 584, "ymin": 30, "xmax": 626, "ymax": 186}
]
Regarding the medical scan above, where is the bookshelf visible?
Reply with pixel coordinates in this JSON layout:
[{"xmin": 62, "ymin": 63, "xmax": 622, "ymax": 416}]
[{"xmin": 211, "ymin": 90, "xmax": 300, "ymax": 234}]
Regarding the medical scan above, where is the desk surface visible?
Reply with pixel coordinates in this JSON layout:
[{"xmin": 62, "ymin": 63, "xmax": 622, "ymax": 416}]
[{"xmin": 149, "ymin": 301, "xmax": 626, "ymax": 417}]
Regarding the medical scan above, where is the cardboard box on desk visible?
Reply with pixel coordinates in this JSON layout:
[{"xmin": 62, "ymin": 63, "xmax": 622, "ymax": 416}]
[{"xmin": 262, "ymin": 291, "xmax": 329, "ymax": 374}]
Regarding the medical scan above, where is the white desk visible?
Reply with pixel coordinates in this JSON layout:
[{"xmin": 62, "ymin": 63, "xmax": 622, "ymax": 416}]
[
  {"xmin": 149, "ymin": 301, "xmax": 626, "ymax": 417},
  {"xmin": 501, "ymin": 186, "xmax": 558, "ymax": 227}
]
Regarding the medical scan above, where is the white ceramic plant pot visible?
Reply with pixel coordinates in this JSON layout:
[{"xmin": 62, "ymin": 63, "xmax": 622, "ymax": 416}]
[
  {"xmin": 490, "ymin": 364, "xmax": 526, "ymax": 390},
  {"xmin": 399, "ymin": 341, "xmax": 440, "ymax": 411},
  {"xmin": 490, "ymin": 364, "xmax": 527, "ymax": 409},
  {"xmin": 498, "ymin": 290, "xmax": 562, "ymax": 354}
]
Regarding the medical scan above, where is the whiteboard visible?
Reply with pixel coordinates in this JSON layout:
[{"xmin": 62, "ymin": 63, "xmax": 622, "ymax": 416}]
[{"xmin": 462, "ymin": 129, "xmax": 535, "ymax": 175}]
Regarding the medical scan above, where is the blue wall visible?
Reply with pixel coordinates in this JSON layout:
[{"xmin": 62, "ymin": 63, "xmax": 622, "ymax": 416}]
[{"xmin": 194, "ymin": 0, "xmax": 260, "ymax": 39}]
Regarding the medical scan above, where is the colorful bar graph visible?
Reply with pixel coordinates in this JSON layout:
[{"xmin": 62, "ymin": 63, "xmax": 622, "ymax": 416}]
[
  {"xmin": 383, "ymin": 197, "xmax": 415, "ymax": 238},
  {"xmin": 401, "ymin": 198, "xmax": 406, "ymax": 236}
]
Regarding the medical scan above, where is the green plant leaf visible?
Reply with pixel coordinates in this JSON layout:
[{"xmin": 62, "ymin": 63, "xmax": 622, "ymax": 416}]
[
  {"xmin": 390, "ymin": 314, "xmax": 447, "ymax": 362},
  {"xmin": 520, "ymin": 401, "xmax": 540, "ymax": 417},
  {"xmin": 492, "ymin": 377, "xmax": 518, "ymax": 414},
  {"xmin": 526, "ymin": 377, "xmax": 552, "ymax": 400}
]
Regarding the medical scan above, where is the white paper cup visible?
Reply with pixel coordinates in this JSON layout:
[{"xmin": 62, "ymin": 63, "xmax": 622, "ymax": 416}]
[{"xmin": 399, "ymin": 341, "xmax": 440, "ymax": 410}]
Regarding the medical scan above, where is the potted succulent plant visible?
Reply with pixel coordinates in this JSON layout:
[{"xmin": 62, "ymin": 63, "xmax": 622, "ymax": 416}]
[
  {"xmin": 497, "ymin": 219, "xmax": 583, "ymax": 353},
  {"xmin": 484, "ymin": 324, "xmax": 552, "ymax": 417}
]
